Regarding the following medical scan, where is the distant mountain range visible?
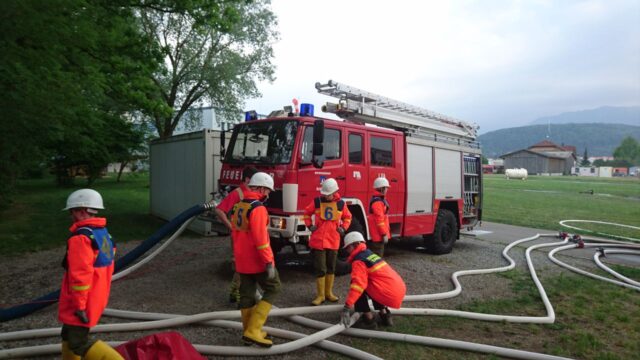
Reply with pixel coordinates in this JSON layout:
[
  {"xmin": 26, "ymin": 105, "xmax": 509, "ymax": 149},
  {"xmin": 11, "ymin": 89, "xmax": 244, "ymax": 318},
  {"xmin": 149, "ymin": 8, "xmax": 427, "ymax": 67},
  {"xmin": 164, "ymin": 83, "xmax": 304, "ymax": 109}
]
[
  {"xmin": 479, "ymin": 123, "xmax": 640, "ymax": 158},
  {"xmin": 530, "ymin": 106, "xmax": 639, "ymax": 126},
  {"xmin": 479, "ymin": 106, "xmax": 640, "ymax": 158}
]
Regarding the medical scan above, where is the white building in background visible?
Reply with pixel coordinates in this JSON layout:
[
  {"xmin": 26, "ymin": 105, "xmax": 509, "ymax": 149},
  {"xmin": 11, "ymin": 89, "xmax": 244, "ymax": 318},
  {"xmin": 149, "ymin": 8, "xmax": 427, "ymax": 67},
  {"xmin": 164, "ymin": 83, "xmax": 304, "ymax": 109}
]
[
  {"xmin": 173, "ymin": 106, "xmax": 241, "ymax": 135},
  {"xmin": 599, "ymin": 166, "xmax": 613, "ymax": 177},
  {"xmin": 571, "ymin": 166, "xmax": 599, "ymax": 176},
  {"xmin": 570, "ymin": 166, "xmax": 618, "ymax": 177}
]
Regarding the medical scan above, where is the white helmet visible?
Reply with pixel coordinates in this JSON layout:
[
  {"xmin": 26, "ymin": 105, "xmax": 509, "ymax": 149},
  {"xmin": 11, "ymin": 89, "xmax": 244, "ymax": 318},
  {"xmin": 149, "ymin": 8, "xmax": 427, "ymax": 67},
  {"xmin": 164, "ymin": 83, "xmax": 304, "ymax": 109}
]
[
  {"xmin": 320, "ymin": 178, "xmax": 339, "ymax": 195},
  {"xmin": 248, "ymin": 172, "xmax": 275, "ymax": 191},
  {"xmin": 63, "ymin": 189, "xmax": 104, "ymax": 211},
  {"xmin": 373, "ymin": 177, "xmax": 390, "ymax": 189},
  {"xmin": 343, "ymin": 231, "xmax": 365, "ymax": 249}
]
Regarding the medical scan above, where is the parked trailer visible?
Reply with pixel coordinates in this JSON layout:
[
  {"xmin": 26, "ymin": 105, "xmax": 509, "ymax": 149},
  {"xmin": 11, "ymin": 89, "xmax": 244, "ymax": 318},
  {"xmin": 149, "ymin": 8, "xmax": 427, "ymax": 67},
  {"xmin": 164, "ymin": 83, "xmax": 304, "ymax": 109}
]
[{"xmin": 217, "ymin": 80, "xmax": 483, "ymax": 255}]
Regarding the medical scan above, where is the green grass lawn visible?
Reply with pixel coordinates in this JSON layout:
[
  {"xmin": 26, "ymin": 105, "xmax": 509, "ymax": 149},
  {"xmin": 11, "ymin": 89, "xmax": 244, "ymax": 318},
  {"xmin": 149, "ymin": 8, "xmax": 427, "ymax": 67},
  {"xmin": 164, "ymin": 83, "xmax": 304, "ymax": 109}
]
[
  {"xmin": 482, "ymin": 175, "xmax": 640, "ymax": 239},
  {"xmin": 2, "ymin": 173, "xmax": 638, "ymax": 255},
  {"xmin": 0, "ymin": 173, "xmax": 166, "ymax": 256}
]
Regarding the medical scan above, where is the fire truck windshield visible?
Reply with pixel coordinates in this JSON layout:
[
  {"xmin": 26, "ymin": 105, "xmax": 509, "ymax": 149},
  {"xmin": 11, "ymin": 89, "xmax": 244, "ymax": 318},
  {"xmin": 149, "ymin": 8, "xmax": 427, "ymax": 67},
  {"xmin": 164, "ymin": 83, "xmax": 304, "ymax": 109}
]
[{"xmin": 225, "ymin": 120, "xmax": 298, "ymax": 164}]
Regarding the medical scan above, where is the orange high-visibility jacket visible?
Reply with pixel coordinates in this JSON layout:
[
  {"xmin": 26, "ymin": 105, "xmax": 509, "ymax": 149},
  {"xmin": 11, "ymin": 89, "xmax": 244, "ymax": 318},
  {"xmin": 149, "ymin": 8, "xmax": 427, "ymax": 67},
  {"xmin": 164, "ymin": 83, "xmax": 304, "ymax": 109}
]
[
  {"xmin": 58, "ymin": 217, "xmax": 115, "ymax": 327},
  {"xmin": 367, "ymin": 192, "xmax": 390, "ymax": 242},
  {"xmin": 230, "ymin": 190, "xmax": 275, "ymax": 274},
  {"xmin": 345, "ymin": 243, "xmax": 406, "ymax": 309},
  {"xmin": 303, "ymin": 193, "xmax": 352, "ymax": 250}
]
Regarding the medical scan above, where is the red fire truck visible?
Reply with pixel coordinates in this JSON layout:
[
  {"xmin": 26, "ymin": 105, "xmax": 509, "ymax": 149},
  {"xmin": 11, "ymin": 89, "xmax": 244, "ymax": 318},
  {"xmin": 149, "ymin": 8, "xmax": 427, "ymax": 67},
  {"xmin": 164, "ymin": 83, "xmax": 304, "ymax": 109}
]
[{"xmin": 218, "ymin": 80, "xmax": 482, "ymax": 255}]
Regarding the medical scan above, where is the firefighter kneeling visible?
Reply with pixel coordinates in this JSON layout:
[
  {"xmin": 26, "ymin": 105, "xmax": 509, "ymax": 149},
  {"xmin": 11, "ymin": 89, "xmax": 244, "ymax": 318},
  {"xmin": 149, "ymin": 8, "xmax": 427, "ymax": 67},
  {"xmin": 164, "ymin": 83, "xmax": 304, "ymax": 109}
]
[
  {"xmin": 230, "ymin": 172, "xmax": 281, "ymax": 347},
  {"xmin": 341, "ymin": 232, "xmax": 406, "ymax": 329}
]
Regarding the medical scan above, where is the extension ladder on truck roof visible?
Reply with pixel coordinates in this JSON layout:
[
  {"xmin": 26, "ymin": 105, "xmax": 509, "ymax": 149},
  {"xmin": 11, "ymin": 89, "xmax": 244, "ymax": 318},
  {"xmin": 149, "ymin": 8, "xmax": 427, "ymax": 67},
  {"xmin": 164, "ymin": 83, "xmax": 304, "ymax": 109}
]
[{"xmin": 316, "ymin": 80, "xmax": 480, "ymax": 149}]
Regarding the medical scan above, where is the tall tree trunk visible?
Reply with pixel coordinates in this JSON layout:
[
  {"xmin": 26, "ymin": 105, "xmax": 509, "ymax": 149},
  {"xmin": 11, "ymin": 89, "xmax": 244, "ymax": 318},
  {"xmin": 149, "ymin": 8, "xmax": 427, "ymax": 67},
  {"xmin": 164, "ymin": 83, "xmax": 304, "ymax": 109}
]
[{"xmin": 117, "ymin": 161, "xmax": 129, "ymax": 182}]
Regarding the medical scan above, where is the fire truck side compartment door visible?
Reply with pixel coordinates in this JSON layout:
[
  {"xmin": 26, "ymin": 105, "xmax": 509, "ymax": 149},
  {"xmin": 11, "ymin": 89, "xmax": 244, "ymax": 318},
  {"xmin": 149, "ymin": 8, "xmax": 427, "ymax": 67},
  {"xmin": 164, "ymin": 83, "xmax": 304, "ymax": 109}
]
[
  {"xmin": 406, "ymin": 143, "xmax": 433, "ymax": 214},
  {"xmin": 435, "ymin": 148, "xmax": 462, "ymax": 199}
]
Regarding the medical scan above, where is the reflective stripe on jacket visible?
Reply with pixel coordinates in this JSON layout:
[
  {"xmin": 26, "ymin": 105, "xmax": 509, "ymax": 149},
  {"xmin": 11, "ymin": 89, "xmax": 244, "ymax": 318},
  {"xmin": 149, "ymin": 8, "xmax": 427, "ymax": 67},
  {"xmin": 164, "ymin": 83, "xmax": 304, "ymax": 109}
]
[
  {"xmin": 58, "ymin": 217, "xmax": 115, "ymax": 327},
  {"xmin": 303, "ymin": 193, "xmax": 352, "ymax": 250},
  {"xmin": 230, "ymin": 190, "xmax": 275, "ymax": 274},
  {"xmin": 345, "ymin": 243, "xmax": 406, "ymax": 308},
  {"xmin": 367, "ymin": 193, "xmax": 390, "ymax": 242}
]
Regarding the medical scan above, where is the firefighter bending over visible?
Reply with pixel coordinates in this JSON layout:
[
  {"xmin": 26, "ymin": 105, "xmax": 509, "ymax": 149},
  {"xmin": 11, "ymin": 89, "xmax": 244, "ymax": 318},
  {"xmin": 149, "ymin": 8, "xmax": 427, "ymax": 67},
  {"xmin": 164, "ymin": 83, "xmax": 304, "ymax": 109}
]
[
  {"xmin": 367, "ymin": 177, "xmax": 391, "ymax": 256},
  {"xmin": 230, "ymin": 172, "xmax": 281, "ymax": 347},
  {"xmin": 59, "ymin": 189, "xmax": 123, "ymax": 360},
  {"xmin": 340, "ymin": 232, "xmax": 406, "ymax": 329},
  {"xmin": 303, "ymin": 178, "xmax": 352, "ymax": 306}
]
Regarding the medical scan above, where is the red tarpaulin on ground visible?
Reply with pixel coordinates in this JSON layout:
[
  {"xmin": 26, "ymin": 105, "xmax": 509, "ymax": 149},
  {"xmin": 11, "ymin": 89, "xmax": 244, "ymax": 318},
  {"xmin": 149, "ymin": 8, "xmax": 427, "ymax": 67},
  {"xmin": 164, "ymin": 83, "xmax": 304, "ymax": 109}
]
[{"xmin": 115, "ymin": 331, "xmax": 206, "ymax": 360}]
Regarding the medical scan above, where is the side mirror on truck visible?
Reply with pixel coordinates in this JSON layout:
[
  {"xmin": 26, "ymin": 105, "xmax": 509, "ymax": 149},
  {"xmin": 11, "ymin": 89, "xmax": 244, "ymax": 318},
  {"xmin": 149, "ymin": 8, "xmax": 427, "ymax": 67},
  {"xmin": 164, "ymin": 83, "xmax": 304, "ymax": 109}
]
[
  {"xmin": 220, "ymin": 130, "xmax": 226, "ymax": 158},
  {"xmin": 312, "ymin": 120, "xmax": 324, "ymax": 168}
]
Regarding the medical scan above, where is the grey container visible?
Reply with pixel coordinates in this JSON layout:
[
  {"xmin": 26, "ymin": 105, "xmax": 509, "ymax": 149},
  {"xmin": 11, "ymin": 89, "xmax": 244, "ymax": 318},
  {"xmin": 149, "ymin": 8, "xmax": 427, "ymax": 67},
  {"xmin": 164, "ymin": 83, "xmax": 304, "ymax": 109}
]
[{"xmin": 150, "ymin": 129, "xmax": 224, "ymax": 235}]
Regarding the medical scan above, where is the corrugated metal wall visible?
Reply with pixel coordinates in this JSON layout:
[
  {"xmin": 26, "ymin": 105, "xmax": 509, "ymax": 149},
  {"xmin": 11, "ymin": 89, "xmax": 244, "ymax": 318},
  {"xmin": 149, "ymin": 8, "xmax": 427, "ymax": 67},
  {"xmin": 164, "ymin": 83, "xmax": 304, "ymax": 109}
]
[{"xmin": 503, "ymin": 151, "xmax": 572, "ymax": 175}]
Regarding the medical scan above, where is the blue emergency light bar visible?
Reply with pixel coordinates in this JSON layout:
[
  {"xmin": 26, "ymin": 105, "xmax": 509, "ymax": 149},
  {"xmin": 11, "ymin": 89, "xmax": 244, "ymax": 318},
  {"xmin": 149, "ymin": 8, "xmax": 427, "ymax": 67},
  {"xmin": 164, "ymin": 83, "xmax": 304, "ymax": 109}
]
[
  {"xmin": 300, "ymin": 103, "xmax": 314, "ymax": 117},
  {"xmin": 245, "ymin": 110, "xmax": 258, "ymax": 121}
]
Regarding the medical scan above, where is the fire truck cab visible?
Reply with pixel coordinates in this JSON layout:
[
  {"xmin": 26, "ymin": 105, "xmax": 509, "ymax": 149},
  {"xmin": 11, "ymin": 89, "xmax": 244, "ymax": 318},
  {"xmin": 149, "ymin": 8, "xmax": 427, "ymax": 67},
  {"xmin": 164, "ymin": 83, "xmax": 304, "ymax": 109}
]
[{"xmin": 219, "ymin": 80, "xmax": 482, "ymax": 255}]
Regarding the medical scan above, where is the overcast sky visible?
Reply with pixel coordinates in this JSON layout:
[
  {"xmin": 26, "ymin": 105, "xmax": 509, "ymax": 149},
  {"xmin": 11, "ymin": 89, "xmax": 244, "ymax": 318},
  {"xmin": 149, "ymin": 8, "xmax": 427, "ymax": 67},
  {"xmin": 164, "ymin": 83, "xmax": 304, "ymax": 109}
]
[{"xmin": 243, "ymin": 0, "xmax": 640, "ymax": 134}]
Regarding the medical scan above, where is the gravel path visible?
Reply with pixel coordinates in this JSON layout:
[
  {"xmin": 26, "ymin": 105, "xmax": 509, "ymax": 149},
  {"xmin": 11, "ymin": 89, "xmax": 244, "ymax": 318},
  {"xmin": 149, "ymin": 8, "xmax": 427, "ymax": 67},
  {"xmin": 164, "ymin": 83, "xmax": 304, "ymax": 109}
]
[{"xmin": 0, "ymin": 222, "xmax": 629, "ymax": 359}]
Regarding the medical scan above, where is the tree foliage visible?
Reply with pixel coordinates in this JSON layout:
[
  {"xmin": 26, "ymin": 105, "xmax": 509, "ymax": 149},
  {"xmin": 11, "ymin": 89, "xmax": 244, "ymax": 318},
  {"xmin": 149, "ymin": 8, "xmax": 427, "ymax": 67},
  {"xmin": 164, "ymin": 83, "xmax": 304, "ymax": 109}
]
[
  {"xmin": 136, "ymin": 0, "xmax": 278, "ymax": 138},
  {"xmin": 613, "ymin": 136, "xmax": 640, "ymax": 166},
  {"xmin": 0, "ymin": 0, "xmax": 163, "ymax": 205},
  {"xmin": 580, "ymin": 148, "xmax": 590, "ymax": 166}
]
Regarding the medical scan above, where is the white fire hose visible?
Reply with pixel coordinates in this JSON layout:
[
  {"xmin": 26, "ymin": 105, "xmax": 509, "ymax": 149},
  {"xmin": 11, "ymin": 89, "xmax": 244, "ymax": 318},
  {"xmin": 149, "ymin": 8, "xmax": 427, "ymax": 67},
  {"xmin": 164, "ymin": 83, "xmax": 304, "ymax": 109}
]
[{"xmin": 1, "ymin": 220, "xmax": 638, "ymax": 359}]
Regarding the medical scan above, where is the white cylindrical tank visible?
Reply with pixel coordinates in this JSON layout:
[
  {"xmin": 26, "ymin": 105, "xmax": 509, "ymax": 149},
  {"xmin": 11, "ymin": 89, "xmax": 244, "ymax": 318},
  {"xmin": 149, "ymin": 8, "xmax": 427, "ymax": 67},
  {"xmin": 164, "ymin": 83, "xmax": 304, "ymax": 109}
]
[{"xmin": 505, "ymin": 168, "xmax": 528, "ymax": 180}]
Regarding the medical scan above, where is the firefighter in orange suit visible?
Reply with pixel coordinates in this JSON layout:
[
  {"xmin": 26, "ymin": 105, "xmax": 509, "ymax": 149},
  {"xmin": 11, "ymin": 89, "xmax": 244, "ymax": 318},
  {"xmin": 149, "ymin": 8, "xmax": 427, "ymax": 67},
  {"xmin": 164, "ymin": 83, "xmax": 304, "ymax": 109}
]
[
  {"xmin": 367, "ymin": 177, "xmax": 391, "ymax": 256},
  {"xmin": 59, "ymin": 189, "xmax": 123, "ymax": 360},
  {"xmin": 214, "ymin": 166, "xmax": 258, "ymax": 303},
  {"xmin": 230, "ymin": 172, "xmax": 281, "ymax": 347},
  {"xmin": 303, "ymin": 178, "xmax": 352, "ymax": 306},
  {"xmin": 340, "ymin": 232, "xmax": 406, "ymax": 329}
]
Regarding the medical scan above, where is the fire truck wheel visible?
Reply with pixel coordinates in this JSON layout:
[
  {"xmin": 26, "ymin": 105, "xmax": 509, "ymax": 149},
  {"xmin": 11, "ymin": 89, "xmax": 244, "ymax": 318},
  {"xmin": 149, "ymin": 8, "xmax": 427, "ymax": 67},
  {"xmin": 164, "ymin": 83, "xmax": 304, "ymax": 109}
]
[{"xmin": 423, "ymin": 209, "xmax": 457, "ymax": 254}]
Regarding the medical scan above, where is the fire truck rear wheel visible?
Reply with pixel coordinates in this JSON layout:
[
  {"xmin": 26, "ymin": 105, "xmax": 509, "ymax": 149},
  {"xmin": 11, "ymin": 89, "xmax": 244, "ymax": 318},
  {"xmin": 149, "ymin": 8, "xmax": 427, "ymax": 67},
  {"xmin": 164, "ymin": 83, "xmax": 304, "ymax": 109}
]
[{"xmin": 423, "ymin": 209, "xmax": 457, "ymax": 254}]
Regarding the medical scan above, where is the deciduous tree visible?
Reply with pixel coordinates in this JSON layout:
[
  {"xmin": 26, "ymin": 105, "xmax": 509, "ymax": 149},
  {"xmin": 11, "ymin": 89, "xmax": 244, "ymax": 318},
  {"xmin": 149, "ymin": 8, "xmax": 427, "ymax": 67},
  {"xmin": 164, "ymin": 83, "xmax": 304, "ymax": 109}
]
[
  {"xmin": 0, "ymin": 0, "xmax": 163, "ymax": 204},
  {"xmin": 613, "ymin": 136, "xmax": 640, "ymax": 166},
  {"xmin": 136, "ymin": 0, "xmax": 278, "ymax": 138}
]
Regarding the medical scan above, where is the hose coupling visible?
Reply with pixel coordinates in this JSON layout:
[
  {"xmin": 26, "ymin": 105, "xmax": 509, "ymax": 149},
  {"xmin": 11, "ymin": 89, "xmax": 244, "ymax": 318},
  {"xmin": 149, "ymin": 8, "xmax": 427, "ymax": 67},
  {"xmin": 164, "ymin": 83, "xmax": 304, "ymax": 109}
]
[
  {"xmin": 597, "ymin": 247, "xmax": 606, "ymax": 257},
  {"xmin": 558, "ymin": 231, "xmax": 569, "ymax": 239},
  {"xmin": 202, "ymin": 202, "xmax": 216, "ymax": 210}
]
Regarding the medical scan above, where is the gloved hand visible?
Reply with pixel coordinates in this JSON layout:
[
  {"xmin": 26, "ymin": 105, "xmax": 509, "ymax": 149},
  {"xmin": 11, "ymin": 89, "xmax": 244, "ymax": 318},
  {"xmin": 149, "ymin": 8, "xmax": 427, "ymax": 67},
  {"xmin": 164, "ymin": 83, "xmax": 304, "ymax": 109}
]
[
  {"xmin": 75, "ymin": 310, "xmax": 89, "ymax": 324},
  {"xmin": 265, "ymin": 262, "xmax": 276, "ymax": 280},
  {"xmin": 382, "ymin": 235, "xmax": 389, "ymax": 244},
  {"xmin": 337, "ymin": 227, "xmax": 345, "ymax": 236},
  {"xmin": 308, "ymin": 225, "xmax": 317, "ymax": 232},
  {"xmin": 340, "ymin": 305, "xmax": 354, "ymax": 328}
]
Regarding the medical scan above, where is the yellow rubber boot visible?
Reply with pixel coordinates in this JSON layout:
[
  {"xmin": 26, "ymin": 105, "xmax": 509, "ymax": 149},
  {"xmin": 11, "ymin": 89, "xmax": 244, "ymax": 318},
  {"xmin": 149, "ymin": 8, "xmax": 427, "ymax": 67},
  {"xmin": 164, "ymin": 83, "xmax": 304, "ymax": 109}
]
[
  {"xmin": 325, "ymin": 274, "xmax": 340, "ymax": 302},
  {"xmin": 84, "ymin": 340, "xmax": 124, "ymax": 360},
  {"xmin": 242, "ymin": 300, "xmax": 273, "ymax": 347},
  {"xmin": 61, "ymin": 341, "xmax": 80, "ymax": 360},
  {"xmin": 311, "ymin": 276, "xmax": 326, "ymax": 305},
  {"xmin": 240, "ymin": 308, "xmax": 252, "ymax": 331},
  {"xmin": 240, "ymin": 307, "xmax": 268, "ymax": 341}
]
